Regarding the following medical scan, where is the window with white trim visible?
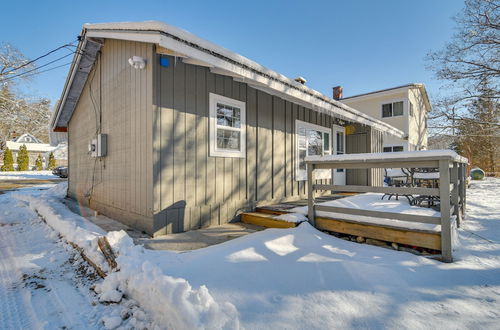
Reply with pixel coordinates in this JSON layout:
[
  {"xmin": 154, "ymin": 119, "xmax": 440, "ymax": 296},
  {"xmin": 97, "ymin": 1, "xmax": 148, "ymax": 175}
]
[
  {"xmin": 383, "ymin": 145, "xmax": 404, "ymax": 152},
  {"xmin": 382, "ymin": 101, "xmax": 404, "ymax": 118},
  {"xmin": 296, "ymin": 120, "xmax": 331, "ymax": 181},
  {"xmin": 209, "ymin": 93, "xmax": 246, "ymax": 158}
]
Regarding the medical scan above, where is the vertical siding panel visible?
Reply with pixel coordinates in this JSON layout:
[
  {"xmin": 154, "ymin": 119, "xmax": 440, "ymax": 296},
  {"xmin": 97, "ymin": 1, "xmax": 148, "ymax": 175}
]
[
  {"xmin": 153, "ymin": 53, "xmax": 161, "ymax": 223},
  {"xmin": 208, "ymin": 72, "xmax": 220, "ymax": 226},
  {"xmin": 205, "ymin": 70, "xmax": 216, "ymax": 205},
  {"xmin": 285, "ymin": 101, "xmax": 293, "ymax": 197},
  {"xmin": 246, "ymin": 86, "xmax": 257, "ymax": 204},
  {"xmin": 238, "ymin": 82, "xmax": 246, "ymax": 202},
  {"xmin": 185, "ymin": 63, "xmax": 197, "ymax": 230},
  {"xmin": 273, "ymin": 97, "xmax": 285, "ymax": 200},
  {"xmin": 195, "ymin": 67, "xmax": 209, "ymax": 228},
  {"xmin": 146, "ymin": 45, "xmax": 153, "ymax": 217},
  {"xmin": 257, "ymin": 90, "xmax": 272, "ymax": 201},
  {"xmin": 160, "ymin": 55, "xmax": 174, "ymax": 233},
  {"xmin": 173, "ymin": 59, "xmax": 186, "ymax": 232}
]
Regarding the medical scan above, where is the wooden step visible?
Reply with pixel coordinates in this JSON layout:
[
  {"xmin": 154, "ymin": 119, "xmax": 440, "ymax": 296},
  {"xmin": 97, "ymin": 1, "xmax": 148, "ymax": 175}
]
[
  {"xmin": 241, "ymin": 212, "xmax": 297, "ymax": 228},
  {"xmin": 254, "ymin": 207, "xmax": 289, "ymax": 215}
]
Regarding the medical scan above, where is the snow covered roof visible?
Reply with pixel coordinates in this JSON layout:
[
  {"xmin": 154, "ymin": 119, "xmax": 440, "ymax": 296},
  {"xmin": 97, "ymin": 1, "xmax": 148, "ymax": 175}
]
[
  {"xmin": 13, "ymin": 133, "xmax": 42, "ymax": 144},
  {"xmin": 6, "ymin": 140, "xmax": 56, "ymax": 153},
  {"xmin": 306, "ymin": 150, "xmax": 468, "ymax": 164},
  {"xmin": 52, "ymin": 21, "xmax": 404, "ymax": 138}
]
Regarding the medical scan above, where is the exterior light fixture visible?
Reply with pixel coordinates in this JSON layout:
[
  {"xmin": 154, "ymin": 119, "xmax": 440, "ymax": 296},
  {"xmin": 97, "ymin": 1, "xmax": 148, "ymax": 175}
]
[{"xmin": 128, "ymin": 56, "xmax": 146, "ymax": 69}]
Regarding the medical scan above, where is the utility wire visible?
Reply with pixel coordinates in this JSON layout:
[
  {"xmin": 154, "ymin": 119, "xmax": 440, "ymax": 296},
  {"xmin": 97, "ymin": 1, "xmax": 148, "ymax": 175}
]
[
  {"xmin": 0, "ymin": 52, "xmax": 75, "ymax": 83},
  {"xmin": 1, "ymin": 41, "xmax": 77, "ymax": 76},
  {"xmin": 0, "ymin": 62, "xmax": 73, "ymax": 82}
]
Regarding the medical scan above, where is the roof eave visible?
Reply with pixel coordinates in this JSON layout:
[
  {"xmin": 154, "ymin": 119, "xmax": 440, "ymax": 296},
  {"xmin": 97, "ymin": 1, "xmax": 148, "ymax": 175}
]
[{"xmin": 54, "ymin": 22, "xmax": 404, "ymax": 138}]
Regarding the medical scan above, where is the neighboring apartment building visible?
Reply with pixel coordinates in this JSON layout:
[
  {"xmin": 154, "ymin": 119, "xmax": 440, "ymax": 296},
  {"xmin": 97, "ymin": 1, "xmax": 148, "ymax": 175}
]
[{"xmin": 339, "ymin": 84, "xmax": 431, "ymax": 152}]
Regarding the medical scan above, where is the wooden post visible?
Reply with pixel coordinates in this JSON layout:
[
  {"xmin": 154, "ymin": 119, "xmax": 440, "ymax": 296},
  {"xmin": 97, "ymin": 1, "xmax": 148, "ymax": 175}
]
[
  {"xmin": 458, "ymin": 163, "xmax": 465, "ymax": 218},
  {"xmin": 307, "ymin": 163, "xmax": 315, "ymax": 226},
  {"xmin": 451, "ymin": 162, "xmax": 461, "ymax": 227},
  {"xmin": 439, "ymin": 160, "xmax": 452, "ymax": 262},
  {"xmin": 461, "ymin": 163, "xmax": 467, "ymax": 214}
]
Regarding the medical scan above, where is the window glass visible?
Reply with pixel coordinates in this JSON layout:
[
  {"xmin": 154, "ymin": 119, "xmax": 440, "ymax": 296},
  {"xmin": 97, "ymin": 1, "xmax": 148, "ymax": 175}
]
[
  {"xmin": 393, "ymin": 101, "xmax": 404, "ymax": 116},
  {"xmin": 393, "ymin": 146, "xmax": 404, "ymax": 152},
  {"xmin": 216, "ymin": 130, "xmax": 240, "ymax": 150},
  {"xmin": 298, "ymin": 127, "xmax": 306, "ymax": 148},
  {"xmin": 323, "ymin": 132, "xmax": 330, "ymax": 154},
  {"xmin": 298, "ymin": 149, "xmax": 307, "ymax": 170},
  {"xmin": 308, "ymin": 130, "xmax": 323, "ymax": 156},
  {"xmin": 336, "ymin": 132, "xmax": 345, "ymax": 154},
  {"xmin": 216, "ymin": 103, "xmax": 241, "ymax": 128},
  {"xmin": 382, "ymin": 103, "xmax": 392, "ymax": 117},
  {"xmin": 409, "ymin": 102, "xmax": 414, "ymax": 117},
  {"xmin": 383, "ymin": 147, "xmax": 392, "ymax": 152}
]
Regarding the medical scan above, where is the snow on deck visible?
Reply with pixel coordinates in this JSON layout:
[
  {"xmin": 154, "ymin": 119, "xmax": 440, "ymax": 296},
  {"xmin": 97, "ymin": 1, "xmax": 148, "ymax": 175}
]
[
  {"xmin": 291, "ymin": 192, "xmax": 442, "ymax": 232},
  {"xmin": 306, "ymin": 149, "xmax": 468, "ymax": 163}
]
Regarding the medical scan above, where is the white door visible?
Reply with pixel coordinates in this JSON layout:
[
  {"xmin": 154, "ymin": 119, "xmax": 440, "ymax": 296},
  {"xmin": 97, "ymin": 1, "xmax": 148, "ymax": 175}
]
[{"xmin": 332, "ymin": 125, "xmax": 346, "ymax": 185}]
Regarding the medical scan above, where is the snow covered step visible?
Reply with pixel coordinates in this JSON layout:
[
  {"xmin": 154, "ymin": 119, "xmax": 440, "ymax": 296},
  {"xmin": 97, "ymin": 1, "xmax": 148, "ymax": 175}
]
[{"xmin": 240, "ymin": 212, "xmax": 299, "ymax": 228}]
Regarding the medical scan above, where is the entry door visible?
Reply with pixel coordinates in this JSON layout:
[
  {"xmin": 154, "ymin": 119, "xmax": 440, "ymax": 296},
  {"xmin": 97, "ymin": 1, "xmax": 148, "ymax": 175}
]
[{"xmin": 332, "ymin": 125, "xmax": 346, "ymax": 185}]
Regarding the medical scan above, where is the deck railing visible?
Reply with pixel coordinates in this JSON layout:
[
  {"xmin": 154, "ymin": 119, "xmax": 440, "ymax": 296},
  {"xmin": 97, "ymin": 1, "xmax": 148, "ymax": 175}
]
[{"xmin": 306, "ymin": 151, "xmax": 468, "ymax": 262}]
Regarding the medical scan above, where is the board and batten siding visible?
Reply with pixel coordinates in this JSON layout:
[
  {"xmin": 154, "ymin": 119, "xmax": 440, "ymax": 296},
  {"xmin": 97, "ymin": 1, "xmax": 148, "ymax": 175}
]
[
  {"xmin": 345, "ymin": 124, "xmax": 384, "ymax": 187},
  {"xmin": 68, "ymin": 39, "xmax": 154, "ymax": 233},
  {"xmin": 152, "ymin": 55, "xmax": 340, "ymax": 235}
]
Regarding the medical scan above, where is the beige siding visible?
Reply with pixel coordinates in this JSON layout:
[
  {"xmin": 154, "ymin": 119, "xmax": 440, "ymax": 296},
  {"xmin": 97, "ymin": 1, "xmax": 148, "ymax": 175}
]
[
  {"xmin": 152, "ymin": 55, "xmax": 349, "ymax": 235},
  {"xmin": 68, "ymin": 39, "xmax": 154, "ymax": 233}
]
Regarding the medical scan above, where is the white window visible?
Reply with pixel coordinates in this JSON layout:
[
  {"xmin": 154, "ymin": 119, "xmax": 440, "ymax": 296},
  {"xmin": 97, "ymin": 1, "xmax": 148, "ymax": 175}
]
[
  {"xmin": 382, "ymin": 101, "xmax": 404, "ymax": 118},
  {"xmin": 209, "ymin": 93, "xmax": 246, "ymax": 158},
  {"xmin": 383, "ymin": 145, "xmax": 404, "ymax": 152},
  {"xmin": 296, "ymin": 120, "xmax": 331, "ymax": 181}
]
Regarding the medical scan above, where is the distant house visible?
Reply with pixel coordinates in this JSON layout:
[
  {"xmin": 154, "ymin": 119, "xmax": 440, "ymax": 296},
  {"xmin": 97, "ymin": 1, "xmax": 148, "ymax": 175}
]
[
  {"xmin": 51, "ymin": 21, "xmax": 404, "ymax": 236},
  {"xmin": 5, "ymin": 133, "xmax": 55, "ymax": 168},
  {"xmin": 340, "ymin": 84, "xmax": 431, "ymax": 152}
]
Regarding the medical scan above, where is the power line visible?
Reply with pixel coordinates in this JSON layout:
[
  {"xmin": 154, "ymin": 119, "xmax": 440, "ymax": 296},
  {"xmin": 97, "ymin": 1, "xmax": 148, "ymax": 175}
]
[
  {"xmin": 0, "ymin": 52, "xmax": 75, "ymax": 83},
  {"xmin": 1, "ymin": 62, "xmax": 73, "ymax": 82},
  {"xmin": 1, "ymin": 41, "xmax": 77, "ymax": 76}
]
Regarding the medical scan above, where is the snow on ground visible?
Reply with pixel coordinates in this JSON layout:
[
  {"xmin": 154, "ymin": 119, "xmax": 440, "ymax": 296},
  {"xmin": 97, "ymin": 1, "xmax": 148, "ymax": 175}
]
[
  {"xmin": 0, "ymin": 170, "xmax": 58, "ymax": 180},
  {"xmin": 0, "ymin": 185, "xmax": 153, "ymax": 329},
  {"xmin": 1, "ymin": 178, "xmax": 500, "ymax": 329}
]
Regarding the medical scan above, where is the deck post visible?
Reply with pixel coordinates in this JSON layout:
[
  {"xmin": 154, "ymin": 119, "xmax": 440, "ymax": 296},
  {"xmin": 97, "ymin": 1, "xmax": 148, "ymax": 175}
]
[
  {"xmin": 307, "ymin": 163, "xmax": 315, "ymax": 226},
  {"xmin": 451, "ymin": 162, "xmax": 461, "ymax": 227},
  {"xmin": 461, "ymin": 163, "xmax": 467, "ymax": 214},
  {"xmin": 439, "ymin": 159, "xmax": 452, "ymax": 262},
  {"xmin": 458, "ymin": 163, "xmax": 465, "ymax": 218}
]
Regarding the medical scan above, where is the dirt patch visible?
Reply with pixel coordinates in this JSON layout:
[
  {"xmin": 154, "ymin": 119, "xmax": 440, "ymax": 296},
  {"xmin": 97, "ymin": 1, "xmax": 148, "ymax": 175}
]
[{"xmin": 0, "ymin": 179, "xmax": 65, "ymax": 192}]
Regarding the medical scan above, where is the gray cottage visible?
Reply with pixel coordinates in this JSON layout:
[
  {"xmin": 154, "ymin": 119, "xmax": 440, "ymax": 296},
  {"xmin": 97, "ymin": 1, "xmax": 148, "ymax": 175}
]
[{"xmin": 51, "ymin": 21, "xmax": 404, "ymax": 236}]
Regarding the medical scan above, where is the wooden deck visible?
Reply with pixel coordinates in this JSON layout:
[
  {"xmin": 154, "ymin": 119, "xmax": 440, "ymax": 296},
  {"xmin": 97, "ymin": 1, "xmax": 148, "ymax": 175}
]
[{"xmin": 241, "ymin": 193, "xmax": 442, "ymax": 251}]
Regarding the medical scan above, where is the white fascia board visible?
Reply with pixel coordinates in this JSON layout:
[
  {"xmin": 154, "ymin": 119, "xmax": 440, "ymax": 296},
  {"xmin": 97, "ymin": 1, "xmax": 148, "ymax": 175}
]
[
  {"xmin": 51, "ymin": 38, "xmax": 87, "ymax": 130},
  {"xmin": 85, "ymin": 26, "xmax": 404, "ymax": 138}
]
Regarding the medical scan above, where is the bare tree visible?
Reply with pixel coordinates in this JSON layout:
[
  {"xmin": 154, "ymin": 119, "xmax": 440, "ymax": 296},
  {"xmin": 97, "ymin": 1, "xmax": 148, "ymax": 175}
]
[
  {"xmin": 0, "ymin": 43, "xmax": 51, "ymax": 149},
  {"xmin": 427, "ymin": 0, "xmax": 499, "ymax": 98},
  {"xmin": 426, "ymin": 0, "xmax": 499, "ymax": 174},
  {"xmin": 0, "ymin": 42, "xmax": 35, "ymax": 81}
]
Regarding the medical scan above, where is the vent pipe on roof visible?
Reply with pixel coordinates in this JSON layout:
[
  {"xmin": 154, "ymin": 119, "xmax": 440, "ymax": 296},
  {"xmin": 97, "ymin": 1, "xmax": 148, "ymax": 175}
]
[
  {"xmin": 294, "ymin": 76, "xmax": 307, "ymax": 85},
  {"xmin": 333, "ymin": 86, "xmax": 343, "ymax": 100}
]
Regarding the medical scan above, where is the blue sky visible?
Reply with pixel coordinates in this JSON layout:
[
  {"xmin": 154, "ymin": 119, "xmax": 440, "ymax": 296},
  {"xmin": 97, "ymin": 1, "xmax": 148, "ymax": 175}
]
[{"xmin": 0, "ymin": 0, "xmax": 464, "ymax": 106}]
